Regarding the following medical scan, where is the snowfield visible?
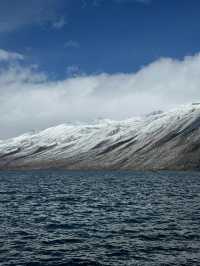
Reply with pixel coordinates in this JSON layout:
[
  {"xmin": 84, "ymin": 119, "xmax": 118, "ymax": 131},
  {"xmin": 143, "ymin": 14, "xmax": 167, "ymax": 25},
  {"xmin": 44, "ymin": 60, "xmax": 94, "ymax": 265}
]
[{"xmin": 1, "ymin": 103, "xmax": 200, "ymax": 170}]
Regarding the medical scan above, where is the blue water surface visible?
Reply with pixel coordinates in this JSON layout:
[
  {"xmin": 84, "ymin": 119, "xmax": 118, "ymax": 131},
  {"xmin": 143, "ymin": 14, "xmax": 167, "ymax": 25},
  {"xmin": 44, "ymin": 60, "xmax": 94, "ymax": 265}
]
[{"xmin": 0, "ymin": 170, "xmax": 200, "ymax": 266}]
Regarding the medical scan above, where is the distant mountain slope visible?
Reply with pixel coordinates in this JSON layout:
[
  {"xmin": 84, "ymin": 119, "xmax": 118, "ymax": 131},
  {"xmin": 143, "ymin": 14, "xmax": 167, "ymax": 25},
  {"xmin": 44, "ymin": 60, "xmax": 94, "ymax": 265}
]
[{"xmin": 1, "ymin": 103, "xmax": 200, "ymax": 171}]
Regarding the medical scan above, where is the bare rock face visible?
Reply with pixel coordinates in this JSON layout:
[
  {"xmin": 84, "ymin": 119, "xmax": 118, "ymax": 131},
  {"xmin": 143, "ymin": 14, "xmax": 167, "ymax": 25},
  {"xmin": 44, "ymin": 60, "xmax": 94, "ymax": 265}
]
[{"xmin": 1, "ymin": 103, "xmax": 200, "ymax": 171}]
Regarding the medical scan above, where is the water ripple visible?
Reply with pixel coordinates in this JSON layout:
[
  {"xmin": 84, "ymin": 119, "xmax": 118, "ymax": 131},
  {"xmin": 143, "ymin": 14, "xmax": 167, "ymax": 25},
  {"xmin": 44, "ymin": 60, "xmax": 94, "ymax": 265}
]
[{"xmin": 0, "ymin": 170, "xmax": 200, "ymax": 265}]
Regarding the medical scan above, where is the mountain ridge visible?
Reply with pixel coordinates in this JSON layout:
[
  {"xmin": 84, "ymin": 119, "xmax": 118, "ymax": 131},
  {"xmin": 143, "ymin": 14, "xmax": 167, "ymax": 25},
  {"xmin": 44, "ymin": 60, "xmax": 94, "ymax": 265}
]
[{"xmin": 1, "ymin": 103, "xmax": 200, "ymax": 171}]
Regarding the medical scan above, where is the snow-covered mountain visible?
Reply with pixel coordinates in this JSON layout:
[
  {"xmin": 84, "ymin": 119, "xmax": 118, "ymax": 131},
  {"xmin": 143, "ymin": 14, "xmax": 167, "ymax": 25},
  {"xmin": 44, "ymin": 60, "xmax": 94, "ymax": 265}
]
[{"xmin": 1, "ymin": 103, "xmax": 200, "ymax": 171}]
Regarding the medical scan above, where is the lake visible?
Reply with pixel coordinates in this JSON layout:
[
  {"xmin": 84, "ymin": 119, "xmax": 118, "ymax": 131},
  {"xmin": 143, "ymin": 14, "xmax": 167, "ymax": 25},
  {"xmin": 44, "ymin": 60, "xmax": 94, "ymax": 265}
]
[{"xmin": 0, "ymin": 170, "xmax": 200, "ymax": 265}]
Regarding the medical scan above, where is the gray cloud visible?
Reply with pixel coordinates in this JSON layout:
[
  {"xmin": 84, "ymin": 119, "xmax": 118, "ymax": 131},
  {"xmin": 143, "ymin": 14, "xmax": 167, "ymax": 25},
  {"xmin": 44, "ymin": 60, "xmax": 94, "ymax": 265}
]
[{"xmin": 1, "ymin": 51, "xmax": 200, "ymax": 139}]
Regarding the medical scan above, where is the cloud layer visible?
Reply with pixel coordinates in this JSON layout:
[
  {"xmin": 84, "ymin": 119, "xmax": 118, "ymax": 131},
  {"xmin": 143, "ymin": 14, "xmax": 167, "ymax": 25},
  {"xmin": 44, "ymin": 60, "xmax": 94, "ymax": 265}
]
[{"xmin": 1, "ymin": 50, "xmax": 200, "ymax": 139}]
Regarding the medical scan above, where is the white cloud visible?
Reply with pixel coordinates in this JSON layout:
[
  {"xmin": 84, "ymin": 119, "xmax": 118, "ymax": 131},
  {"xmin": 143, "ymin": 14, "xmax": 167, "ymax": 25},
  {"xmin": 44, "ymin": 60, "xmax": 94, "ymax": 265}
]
[
  {"xmin": 0, "ymin": 49, "xmax": 24, "ymax": 62},
  {"xmin": 1, "ymin": 52, "xmax": 200, "ymax": 139}
]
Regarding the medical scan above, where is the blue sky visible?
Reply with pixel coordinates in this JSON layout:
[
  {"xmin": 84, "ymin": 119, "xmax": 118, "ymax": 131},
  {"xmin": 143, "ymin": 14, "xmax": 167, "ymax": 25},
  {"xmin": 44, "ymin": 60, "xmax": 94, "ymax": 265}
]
[
  {"xmin": 1, "ymin": 0, "xmax": 200, "ymax": 78},
  {"xmin": 1, "ymin": 0, "xmax": 200, "ymax": 138}
]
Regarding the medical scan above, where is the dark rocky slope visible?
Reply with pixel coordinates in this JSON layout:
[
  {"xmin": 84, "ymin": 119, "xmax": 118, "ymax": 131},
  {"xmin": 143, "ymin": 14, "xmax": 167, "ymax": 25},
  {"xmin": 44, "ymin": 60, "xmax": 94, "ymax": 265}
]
[{"xmin": 1, "ymin": 104, "xmax": 200, "ymax": 171}]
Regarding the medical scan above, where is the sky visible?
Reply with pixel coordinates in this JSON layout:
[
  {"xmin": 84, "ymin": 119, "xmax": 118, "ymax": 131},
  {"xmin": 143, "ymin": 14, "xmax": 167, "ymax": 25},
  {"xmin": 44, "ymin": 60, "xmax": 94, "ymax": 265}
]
[{"xmin": 1, "ymin": 0, "xmax": 200, "ymax": 138}]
